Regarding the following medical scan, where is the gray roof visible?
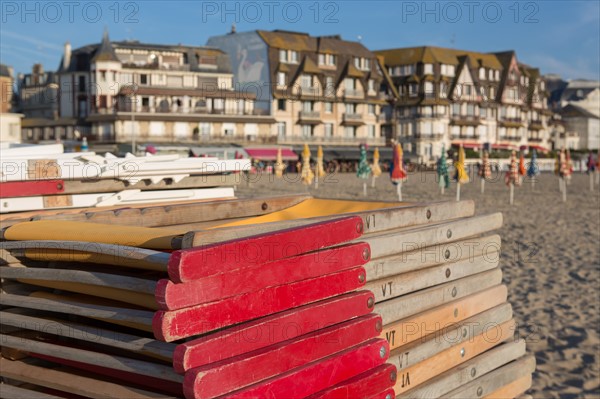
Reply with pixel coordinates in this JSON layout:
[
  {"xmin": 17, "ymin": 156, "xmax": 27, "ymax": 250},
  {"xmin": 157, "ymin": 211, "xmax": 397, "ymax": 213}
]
[{"xmin": 0, "ymin": 64, "xmax": 11, "ymax": 78}]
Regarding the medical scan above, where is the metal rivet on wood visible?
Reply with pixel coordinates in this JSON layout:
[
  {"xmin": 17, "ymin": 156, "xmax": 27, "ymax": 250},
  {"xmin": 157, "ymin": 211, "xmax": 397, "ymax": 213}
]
[
  {"xmin": 452, "ymin": 287, "xmax": 458, "ymax": 297},
  {"xmin": 445, "ymin": 249, "xmax": 451, "ymax": 259},
  {"xmin": 261, "ymin": 202, "xmax": 268, "ymax": 210},
  {"xmin": 446, "ymin": 229, "xmax": 452, "ymax": 239},
  {"xmin": 358, "ymin": 273, "xmax": 365, "ymax": 283},
  {"xmin": 356, "ymin": 221, "xmax": 364, "ymax": 234},
  {"xmin": 477, "ymin": 387, "xmax": 483, "ymax": 396},
  {"xmin": 445, "ymin": 268, "xmax": 451, "ymax": 278},
  {"xmin": 362, "ymin": 247, "xmax": 370, "ymax": 261},
  {"xmin": 454, "ymin": 308, "xmax": 459, "ymax": 317},
  {"xmin": 426, "ymin": 209, "xmax": 432, "ymax": 219},
  {"xmin": 390, "ymin": 370, "xmax": 397, "ymax": 382},
  {"xmin": 379, "ymin": 345, "xmax": 387, "ymax": 358},
  {"xmin": 367, "ymin": 297, "xmax": 374, "ymax": 308},
  {"xmin": 460, "ymin": 348, "xmax": 466, "ymax": 357},
  {"xmin": 375, "ymin": 320, "xmax": 382, "ymax": 332},
  {"xmin": 471, "ymin": 367, "xmax": 477, "ymax": 377}
]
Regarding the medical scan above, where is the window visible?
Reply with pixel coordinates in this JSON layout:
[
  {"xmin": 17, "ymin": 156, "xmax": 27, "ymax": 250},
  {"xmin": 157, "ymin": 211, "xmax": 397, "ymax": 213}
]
[
  {"xmin": 328, "ymin": 54, "xmax": 336, "ymax": 66},
  {"xmin": 344, "ymin": 126, "xmax": 356, "ymax": 138},
  {"xmin": 78, "ymin": 76, "xmax": 86, "ymax": 92},
  {"xmin": 318, "ymin": 54, "xmax": 325, "ymax": 65},
  {"xmin": 279, "ymin": 50, "xmax": 287, "ymax": 62},
  {"xmin": 440, "ymin": 82, "xmax": 448, "ymax": 98},
  {"xmin": 422, "ymin": 106, "xmax": 432, "ymax": 116},
  {"xmin": 100, "ymin": 71, "xmax": 106, "ymax": 82},
  {"xmin": 301, "ymin": 75, "xmax": 312, "ymax": 88},
  {"xmin": 344, "ymin": 78, "xmax": 355, "ymax": 91},
  {"xmin": 465, "ymin": 85, "xmax": 472, "ymax": 95},
  {"xmin": 368, "ymin": 79, "xmax": 375, "ymax": 93},
  {"xmin": 480, "ymin": 107, "xmax": 487, "ymax": 118},
  {"xmin": 213, "ymin": 98, "xmax": 224, "ymax": 110},
  {"xmin": 368, "ymin": 104, "xmax": 376, "ymax": 115},
  {"xmin": 140, "ymin": 74, "xmax": 148, "ymax": 85},
  {"xmin": 142, "ymin": 97, "xmax": 149, "ymax": 108},
  {"xmin": 98, "ymin": 95, "xmax": 107, "ymax": 109},
  {"xmin": 364, "ymin": 58, "xmax": 371, "ymax": 70},
  {"xmin": 354, "ymin": 57, "xmax": 360, "ymax": 68},
  {"xmin": 324, "ymin": 123, "xmax": 333, "ymax": 137},
  {"xmin": 277, "ymin": 99, "xmax": 286, "ymax": 111},
  {"xmin": 409, "ymin": 84, "xmax": 418, "ymax": 97},
  {"xmin": 494, "ymin": 70, "xmax": 500, "ymax": 80},
  {"xmin": 301, "ymin": 125, "xmax": 313, "ymax": 137},
  {"xmin": 199, "ymin": 122, "xmax": 211, "ymax": 137},
  {"xmin": 325, "ymin": 76, "xmax": 334, "ymax": 91},
  {"xmin": 424, "ymin": 64, "xmax": 433, "ymax": 74},
  {"xmin": 490, "ymin": 86, "xmax": 495, "ymax": 98},
  {"xmin": 302, "ymin": 101, "xmax": 313, "ymax": 112},
  {"xmin": 277, "ymin": 122, "xmax": 286, "ymax": 137},
  {"xmin": 452, "ymin": 103, "xmax": 461, "ymax": 116},
  {"xmin": 325, "ymin": 102, "xmax": 333, "ymax": 113},
  {"xmin": 367, "ymin": 125, "xmax": 375, "ymax": 138},
  {"xmin": 277, "ymin": 72, "xmax": 286, "ymax": 86},
  {"xmin": 441, "ymin": 64, "xmax": 455, "ymax": 77},
  {"xmin": 467, "ymin": 104, "xmax": 475, "ymax": 116},
  {"xmin": 319, "ymin": 53, "xmax": 336, "ymax": 66},
  {"xmin": 447, "ymin": 65, "xmax": 455, "ymax": 77},
  {"xmin": 345, "ymin": 103, "xmax": 357, "ymax": 114},
  {"xmin": 424, "ymin": 82, "xmax": 434, "ymax": 98},
  {"xmin": 290, "ymin": 51, "xmax": 298, "ymax": 63},
  {"xmin": 479, "ymin": 68, "xmax": 485, "ymax": 80}
]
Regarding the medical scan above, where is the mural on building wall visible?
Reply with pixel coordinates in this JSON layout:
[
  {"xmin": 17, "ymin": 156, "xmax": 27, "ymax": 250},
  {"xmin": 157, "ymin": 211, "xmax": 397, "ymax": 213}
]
[{"xmin": 207, "ymin": 32, "xmax": 271, "ymax": 113}]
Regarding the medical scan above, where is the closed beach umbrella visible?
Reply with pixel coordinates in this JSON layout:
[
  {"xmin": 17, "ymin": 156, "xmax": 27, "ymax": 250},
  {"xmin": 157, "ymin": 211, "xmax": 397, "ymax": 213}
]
[
  {"xmin": 586, "ymin": 151, "xmax": 596, "ymax": 191},
  {"xmin": 454, "ymin": 145, "xmax": 469, "ymax": 201},
  {"xmin": 518, "ymin": 152, "xmax": 527, "ymax": 183},
  {"xmin": 527, "ymin": 149, "xmax": 539, "ymax": 190},
  {"xmin": 301, "ymin": 144, "xmax": 314, "ymax": 185},
  {"xmin": 390, "ymin": 143, "xmax": 407, "ymax": 201},
  {"xmin": 505, "ymin": 150, "xmax": 519, "ymax": 205},
  {"xmin": 274, "ymin": 147, "xmax": 285, "ymax": 178},
  {"xmin": 478, "ymin": 149, "xmax": 491, "ymax": 194},
  {"xmin": 437, "ymin": 145, "xmax": 451, "ymax": 195},
  {"xmin": 315, "ymin": 145, "xmax": 325, "ymax": 188},
  {"xmin": 357, "ymin": 144, "xmax": 372, "ymax": 196},
  {"xmin": 371, "ymin": 147, "xmax": 382, "ymax": 188}
]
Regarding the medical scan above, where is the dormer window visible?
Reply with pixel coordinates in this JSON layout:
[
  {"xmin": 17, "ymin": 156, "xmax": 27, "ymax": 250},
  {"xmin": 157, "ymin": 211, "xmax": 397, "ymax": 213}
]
[
  {"xmin": 318, "ymin": 53, "xmax": 336, "ymax": 67},
  {"xmin": 280, "ymin": 50, "xmax": 298, "ymax": 64},
  {"xmin": 479, "ymin": 68, "xmax": 486, "ymax": 80},
  {"xmin": 423, "ymin": 64, "xmax": 433, "ymax": 74},
  {"xmin": 277, "ymin": 72, "xmax": 286, "ymax": 87},
  {"xmin": 354, "ymin": 57, "xmax": 371, "ymax": 71}
]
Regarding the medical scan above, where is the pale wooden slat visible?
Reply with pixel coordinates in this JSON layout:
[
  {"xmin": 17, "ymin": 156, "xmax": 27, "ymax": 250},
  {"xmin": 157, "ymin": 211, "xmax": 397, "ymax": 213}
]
[
  {"xmin": 0, "ymin": 293, "xmax": 154, "ymax": 331},
  {"xmin": 393, "ymin": 320, "xmax": 519, "ymax": 395},
  {"xmin": 0, "ymin": 310, "xmax": 175, "ymax": 361},
  {"xmin": 374, "ymin": 268, "xmax": 502, "ymax": 326},
  {"xmin": 182, "ymin": 200, "xmax": 476, "ymax": 247},
  {"xmin": 398, "ymin": 341, "xmax": 528, "ymax": 399},
  {"xmin": 368, "ymin": 255, "xmax": 499, "ymax": 303},
  {"xmin": 485, "ymin": 375, "xmax": 532, "ymax": 399},
  {"xmin": 0, "ymin": 382, "xmax": 63, "ymax": 399},
  {"xmin": 365, "ymin": 234, "xmax": 501, "ymax": 281},
  {"xmin": 442, "ymin": 355, "xmax": 536, "ymax": 399},
  {"xmin": 366, "ymin": 213, "xmax": 502, "ymax": 260},
  {"xmin": 0, "ymin": 335, "xmax": 183, "ymax": 383},
  {"xmin": 387, "ymin": 302, "xmax": 513, "ymax": 373},
  {"xmin": 0, "ymin": 358, "xmax": 179, "ymax": 399}
]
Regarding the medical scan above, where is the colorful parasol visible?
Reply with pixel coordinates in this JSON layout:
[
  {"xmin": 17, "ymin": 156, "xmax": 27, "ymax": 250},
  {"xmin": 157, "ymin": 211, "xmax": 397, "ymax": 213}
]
[
  {"xmin": 390, "ymin": 143, "xmax": 407, "ymax": 184},
  {"xmin": 371, "ymin": 147, "xmax": 382, "ymax": 178},
  {"xmin": 505, "ymin": 151, "xmax": 520, "ymax": 187},
  {"xmin": 454, "ymin": 145, "xmax": 470, "ymax": 184},
  {"xmin": 518, "ymin": 152, "xmax": 527, "ymax": 179},
  {"xmin": 527, "ymin": 149, "xmax": 539, "ymax": 178}
]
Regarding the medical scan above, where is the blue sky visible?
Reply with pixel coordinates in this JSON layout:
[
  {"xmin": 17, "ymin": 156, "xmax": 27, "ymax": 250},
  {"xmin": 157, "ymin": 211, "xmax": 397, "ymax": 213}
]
[{"xmin": 1, "ymin": 1, "xmax": 598, "ymax": 80}]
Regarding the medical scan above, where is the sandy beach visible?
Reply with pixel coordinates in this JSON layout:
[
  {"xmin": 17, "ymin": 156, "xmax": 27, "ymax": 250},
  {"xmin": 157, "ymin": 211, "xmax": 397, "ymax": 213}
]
[{"xmin": 236, "ymin": 170, "xmax": 600, "ymax": 398}]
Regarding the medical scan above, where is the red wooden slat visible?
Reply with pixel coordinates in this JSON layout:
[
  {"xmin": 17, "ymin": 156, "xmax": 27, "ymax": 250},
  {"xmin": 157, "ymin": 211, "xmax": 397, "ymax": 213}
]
[
  {"xmin": 184, "ymin": 314, "xmax": 382, "ymax": 399},
  {"xmin": 154, "ymin": 267, "xmax": 366, "ymax": 342},
  {"xmin": 157, "ymin": 242, "xmax": 370, "ymax": 310},
  {"xmin": 168, "ymin": 216, "xmax": 364, "ymax": 283},
  {"xmin": 173, "ymin": 290, "xmax": 375, "ymax": 373},
  {"xmin": 205, "ymin": 338, "xmax": 390, "ymax": 399},
  {"xmin": 0, "ymin": 180, "xmax": 65, "ymax": 198},
  {"xmin": 306, "ymin": 363, "xmax": 397, "ymax": 399}
]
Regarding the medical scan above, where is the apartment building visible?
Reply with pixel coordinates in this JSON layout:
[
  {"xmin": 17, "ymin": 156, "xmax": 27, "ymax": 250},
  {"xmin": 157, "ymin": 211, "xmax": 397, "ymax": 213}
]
[
  {"xmin": 375, "ymin": 46, "xmax": 552, "ymax": 162},
  {"xmin": 207, "ymin": 29, "xmax": 394, "ymax": 147},
  {"xmin": 22, "ymin": 31, "xmax": 274, "ymax": 144},
  {"xmin": 1, "ymin": 63, "xmax": 23, "ymax": 143}
]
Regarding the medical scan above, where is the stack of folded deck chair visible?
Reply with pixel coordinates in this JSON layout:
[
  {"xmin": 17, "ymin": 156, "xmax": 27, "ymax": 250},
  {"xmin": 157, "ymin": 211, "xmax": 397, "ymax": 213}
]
[
  {"xmin": 0, "ymin": 143, "xmax": 246, "ymax": 215},
  {"xmin": 0, "ymin": 196, "xmax": 535, "ymax": 399}
]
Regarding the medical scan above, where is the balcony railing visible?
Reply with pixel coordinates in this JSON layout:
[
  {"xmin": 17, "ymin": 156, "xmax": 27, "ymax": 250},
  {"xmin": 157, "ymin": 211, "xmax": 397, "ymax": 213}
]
[
  {"xmin": 298, "ymin": 111, "xmax": 321, "ymax": 120},
  {"xmin": 300, "ymin": 86, "xmax": 319, "ymax": 96},
  {"xmin": 343, "ymin": 113, "xmax": 363, "ymax": 122},
  {"xmin": 451, "ymin": 133, "xmax": 481, "ymax": 140},
  {"xmin": 416, "ymin": 133, "xmax": 444, "ymax": 139},
  {"xmin": 344, "ymin": 89, "xmax": 362, "ymax": 98},
  {"xmin": 503, "ymin": 136, "xmax": 522, "ymax": 142},
  {"xmin": 278, "ymin": 135, "xmax": 386, "ymax": 146},
  {"xmin": 528, "ymin": 137, "xmax": 544, "ymax": 142}
]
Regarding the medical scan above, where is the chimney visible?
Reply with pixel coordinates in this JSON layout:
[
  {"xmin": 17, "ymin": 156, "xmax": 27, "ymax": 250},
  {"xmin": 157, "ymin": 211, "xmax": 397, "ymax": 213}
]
[{"xmin": 63, "ymin": 41, "xmax": 71, "ymax": 70}]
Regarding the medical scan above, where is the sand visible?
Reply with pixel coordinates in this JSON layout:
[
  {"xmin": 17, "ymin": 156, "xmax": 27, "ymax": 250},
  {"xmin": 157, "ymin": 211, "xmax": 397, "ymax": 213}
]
[{"xmin": 235, "ymin": 170, "xmax": 600, "ymax": 398}]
